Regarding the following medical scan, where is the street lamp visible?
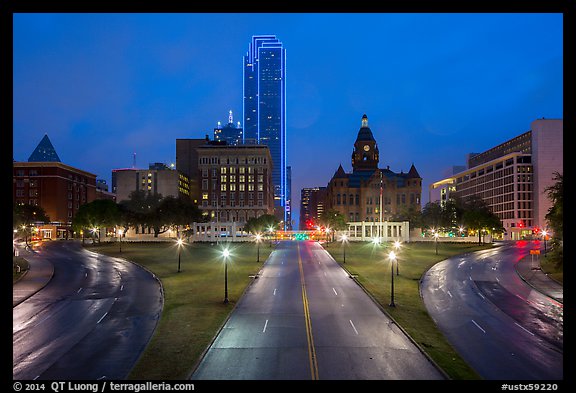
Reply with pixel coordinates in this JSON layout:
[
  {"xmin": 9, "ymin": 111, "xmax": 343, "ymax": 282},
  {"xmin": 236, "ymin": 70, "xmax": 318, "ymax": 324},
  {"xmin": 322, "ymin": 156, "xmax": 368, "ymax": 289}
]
[
  {"xmin": 222, "ymin": 248, "xmax": 230, "ymax": 304},
  {"xmin": 118, "ymin": 229, "xmax": 123, "ymax": 253},
  {"xmin": 388, "ymin": 251, "xmax": 396, "ymax": 307},
  {"xmin": 326, "ymin": 227, "xmax": 331, "ymax": 243},
  {"xmin": 393, "ymin": 240, "xmax": 401, "ymax": 275},
  {"xmin": 434, "ymin": 232, "xmax": 439, "ymax": 255},
  {"xmin": 255, "ymin": 233, "xmax": 262, "ymax": 263},
  {"xmin": 541, "ymin": 230, "xmax": 548, "ymax": 256},
  {"xmin": 341, "ymin": 234, "xmax": 348, "ymax": 263},
  {"xmin": 177, "ymin": 238, "xmax": 183, "ymax": 273},
  {"xmin": 268, "ymin": 226, "xmax": 274, "ymax": 247}
]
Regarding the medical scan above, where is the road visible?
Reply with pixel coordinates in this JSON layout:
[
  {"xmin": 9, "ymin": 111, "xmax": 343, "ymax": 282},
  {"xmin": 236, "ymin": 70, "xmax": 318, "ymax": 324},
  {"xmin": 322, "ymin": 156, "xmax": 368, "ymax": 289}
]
[
  {"xmin": 421, "ymin": 241, "xmax": 563, "ymax": 380},
  {"xmin": 191, "ymin": 241, "xmax": 444, "ymax": 380},
  {"xmin": 13, "ymin": 241, "xmax": 163, "ymax": 380}
]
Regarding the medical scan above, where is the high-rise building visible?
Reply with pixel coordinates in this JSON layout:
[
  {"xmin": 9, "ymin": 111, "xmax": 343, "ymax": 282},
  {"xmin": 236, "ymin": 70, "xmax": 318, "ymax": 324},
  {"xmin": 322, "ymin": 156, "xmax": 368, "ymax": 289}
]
[
  {"xmin": 300, "ymin": 187, "xmax": 327, "ymax": 230},
  {"xmin": 214, "ymin": 110, "xmax": 243, "ymax": 146},
  {"xmin": 243, "ymin": 35, "xmax": 287, "ymax": 227}
]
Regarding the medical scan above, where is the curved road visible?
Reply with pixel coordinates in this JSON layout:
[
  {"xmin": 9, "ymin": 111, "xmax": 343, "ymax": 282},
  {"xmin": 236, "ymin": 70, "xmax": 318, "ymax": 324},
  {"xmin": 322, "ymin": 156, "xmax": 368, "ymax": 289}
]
[
  {"xmin": 191, "ymin": 241, "xmax": 444, "ymax": 380},
  {"xmin": 421, "ymin": 241, "xmax": 563, "ymax": 380},
  {"xmin": 13, "ymin": 241, "xmax": 163, "ymax": 380}
]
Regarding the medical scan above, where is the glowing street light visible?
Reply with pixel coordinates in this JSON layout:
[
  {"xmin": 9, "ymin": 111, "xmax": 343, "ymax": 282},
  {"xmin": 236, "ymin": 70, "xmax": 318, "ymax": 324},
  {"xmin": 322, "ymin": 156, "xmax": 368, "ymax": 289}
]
[
  {"xmin": 222, "ymin": 248, "xmax": 231, "ymax": 304},
  {"xmin": 118, "ymin": 229, "xmax": 124, "ymax": 253},
  {"xmin": 388, "ymin": 251, "xmax": 397, "ymax": 307},
  {"xmin": 541, "ymin": 230, "xmax": 548, "ymax": 255},
  {"xmin": 341, "ymin": 234, "xmax": 348, "ymax": 263},
  {"xmin": 393, "ymin": 240, "xmax": 401, "ymax": 275},
  {"xmin": 268, "ymin": 226, "xmax": 274, "ymax": 247},
  {"xmin": 255, "ymin": 233, "xmax": 262, "ymax": 263},
  {"xmin": 177, "ymin": 238, "xmax": 183, "ymax": 273}
]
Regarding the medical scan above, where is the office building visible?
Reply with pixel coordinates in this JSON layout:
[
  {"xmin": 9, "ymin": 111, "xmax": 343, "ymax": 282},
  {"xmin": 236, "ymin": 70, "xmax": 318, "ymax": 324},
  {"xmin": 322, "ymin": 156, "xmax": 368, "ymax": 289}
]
[
  {"xmin": 214, "ymin": 110, "xmax": 243, "ymax": 146},
  {"xmin": 300, "ymin": 187, "xmax": 327, "ymax": 229},
  {"xmin": 112, "ymin": 163, "xmax": 191, "ymax": 204},
  {"xmin": 429, "ymin": 118, "xmax": 563, "ymax": 239},
  {"xmin": 196, "ymin": 142, "xmax": 274, "ymax": 224},
  {"xmin": 13, "ymin": 134, "xmax": 97, "ymax": 239},
  {"xmin": 243, "ymin": 35, "xmax": 287, "ymax": 227}
]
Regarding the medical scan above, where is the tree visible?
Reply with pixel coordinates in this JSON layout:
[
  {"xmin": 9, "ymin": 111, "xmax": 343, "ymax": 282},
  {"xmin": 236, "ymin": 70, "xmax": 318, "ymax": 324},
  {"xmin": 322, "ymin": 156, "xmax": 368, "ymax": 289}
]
[
  {"xmin": 318, "ymin": 209, "xmax": 347, "ymax": 241},
  {"xmin": 461, "ymin": 196, "xmax": 504, "ymax": 244},
  {"xmin": 544, "ymin": 172, "xmax": 563, "ymax": 240},
  {"xmin": 72, "ymin": 199, "xmax": 121, "ymax": 243},
  {"xmin": 244, "ymin": 214, "xmax": 280, "ymax": 235},
  {"xmin": 13, "ymin": 203, "xmax": 50, "ymax": 244},
  {"xmin": 420, "ymin": 201, "xmax": 445, "ymax": 231},
  {"xmin": 118, "ymin": 190, "xmax": 164, "ymax": 237}
]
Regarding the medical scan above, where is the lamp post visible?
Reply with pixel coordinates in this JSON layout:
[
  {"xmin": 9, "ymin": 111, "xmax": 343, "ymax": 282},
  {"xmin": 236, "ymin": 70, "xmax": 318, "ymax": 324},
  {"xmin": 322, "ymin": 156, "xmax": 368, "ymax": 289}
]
[
  {"xmin": 434, "ymin": 232, "xmax": 439, "ymax": 255},
  {"xmin": 255, "ymin": 234, "xmax": 262, "ymax": 263},
  {"xmin": 326, "ymin": 227, "xmax": 331, "ymax": 243},
  {"xmin": 341, "ymin": 234, "xmax": 348, "ymax": 264},
  {"xmin": 388, "ymin": 251, "xmax": 396, "ymax": 307},
  {"xmin": 177, "ymin": 238, "xmax": 183, "ymax": 273},
  {"xmin": 223, "ymin": 248, "xmax": 230, "ymax": 304},
  {"xmin": 118, "ymin": 229, "xmax": 123, "ymax": 253},
  {"xmin": 541, "ymin": 230, "xmax": 548, "ymax": 256},
  {"xmin": 393, "ymin": 240, "xmax": 401, "ymax": 275},
  {"xmin": 268, "ymin": 226, "xmax": 274, "ymax": 247}
]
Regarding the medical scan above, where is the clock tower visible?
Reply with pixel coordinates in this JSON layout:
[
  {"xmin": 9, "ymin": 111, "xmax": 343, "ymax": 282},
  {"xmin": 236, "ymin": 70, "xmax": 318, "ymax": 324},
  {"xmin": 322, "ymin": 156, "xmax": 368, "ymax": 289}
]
[{"xmin": 352, "ymin": 114, "xmax": 379, "ymax": 171}]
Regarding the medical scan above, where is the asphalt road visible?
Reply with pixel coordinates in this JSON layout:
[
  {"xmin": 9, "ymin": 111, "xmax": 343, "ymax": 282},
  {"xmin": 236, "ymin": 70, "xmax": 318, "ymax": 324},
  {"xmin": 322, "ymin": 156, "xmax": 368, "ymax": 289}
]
[
  {"xmin": 191, "ymin": 240, "xmax": 444, "ymax": 380},
  {"xmin": 421, "ymin": 241, "xmax": 563, "ymax": 380},
  {"xmin": 13, "ymin": 241, "xmax": 163, "ymax": 380}
]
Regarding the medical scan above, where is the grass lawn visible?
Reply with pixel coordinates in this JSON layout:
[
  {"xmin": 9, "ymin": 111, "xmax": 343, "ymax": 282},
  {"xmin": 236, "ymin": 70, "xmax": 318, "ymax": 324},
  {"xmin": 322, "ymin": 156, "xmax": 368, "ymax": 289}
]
[
  {"xmin": 323, "ymin": 240, "xmax": 493, "ymax": 380},
  {"xmin": 87, "ymin": 240, "xmax": 273, "ymax": 380}
]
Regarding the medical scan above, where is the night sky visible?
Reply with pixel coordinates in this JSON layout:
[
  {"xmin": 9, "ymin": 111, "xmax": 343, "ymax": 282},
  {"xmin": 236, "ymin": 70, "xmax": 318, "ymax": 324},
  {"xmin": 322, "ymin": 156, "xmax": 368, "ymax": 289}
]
[{"xmin": 12, "ymin": 13, "xmax": 563, "ymax": 228}]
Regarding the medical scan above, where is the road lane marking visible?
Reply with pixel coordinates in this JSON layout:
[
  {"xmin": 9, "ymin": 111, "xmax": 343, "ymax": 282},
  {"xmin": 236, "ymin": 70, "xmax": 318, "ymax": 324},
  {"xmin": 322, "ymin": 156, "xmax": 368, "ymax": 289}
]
[
  {"xmin": 273, "ymin": 288, "xmax": 277, "ymax": 296},
  {"xmin": 263, "ymin": 319, "xmax": 269, "ymax": 333},
  {"xmin": 332, "ymin": 288, "xmax": 338, "ymax": 296},
  {"xmin": 447, "ymin": 290, "xmax": 453, "ymax": 298},
  {"xmin": 514, "ymin": 322, "xmax": 535, "ymax": 336},
  {"xmin": 77, "ymin": 287, "xmax": 83, "ymax": 293},
  {"xmin": 97, "ymin": 312, "xmax": 108, "ymax": 324},
  {"xmin": 471, "ymin": 319, "xmax": 486, "ymax": 333},
  {"xmin": 349, "ymin": 319, "xmax": 359, "ymax": 335},
  {"xmin": 297, "ymin": 243, "xmax": 319, "ymax": 380}
]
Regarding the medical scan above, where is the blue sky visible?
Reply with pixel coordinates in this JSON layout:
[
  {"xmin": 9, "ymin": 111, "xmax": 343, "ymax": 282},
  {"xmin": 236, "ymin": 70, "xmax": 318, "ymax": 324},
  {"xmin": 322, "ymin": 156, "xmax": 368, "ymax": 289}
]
[{"xmin": 12, "ymin": 13, "xmax": 563, "ymax": 228}]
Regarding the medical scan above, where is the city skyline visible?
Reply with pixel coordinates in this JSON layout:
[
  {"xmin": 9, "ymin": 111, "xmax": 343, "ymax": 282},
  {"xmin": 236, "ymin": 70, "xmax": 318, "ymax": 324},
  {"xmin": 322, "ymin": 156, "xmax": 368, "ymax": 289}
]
[{"xmin": 12, "ymin": 13, "xmax": 563, "ymax": 228}]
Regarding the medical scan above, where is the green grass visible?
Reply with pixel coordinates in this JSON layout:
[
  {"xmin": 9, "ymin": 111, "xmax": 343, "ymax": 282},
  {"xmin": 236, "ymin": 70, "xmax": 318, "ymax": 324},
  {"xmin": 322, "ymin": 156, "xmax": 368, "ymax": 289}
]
[
  {"xmin": 540, "ymin": 246, "xmax": 563, "ymax": 283},
  {"xmin": 87, "ymin": 240, "xmax": 273, "ymax": 380},
  {"xmin": 323, "ymin": 240, "xmax": 493, "ymax": 380}
]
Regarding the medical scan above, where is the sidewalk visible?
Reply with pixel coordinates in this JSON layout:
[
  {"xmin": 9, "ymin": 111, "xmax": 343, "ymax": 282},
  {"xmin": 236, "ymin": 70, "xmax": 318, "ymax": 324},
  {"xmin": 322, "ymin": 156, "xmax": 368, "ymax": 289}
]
[
  {"xmin": 514, "ymin": 252, "xmax": 563, "ymax": 304},
  {"xmin": 13, "ymin": 245, "xmax": 54, "ymax": 307}
]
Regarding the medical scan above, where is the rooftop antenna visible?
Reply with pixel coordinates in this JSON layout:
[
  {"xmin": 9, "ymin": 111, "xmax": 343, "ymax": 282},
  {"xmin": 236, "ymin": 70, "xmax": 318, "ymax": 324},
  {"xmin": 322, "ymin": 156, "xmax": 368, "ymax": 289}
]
[{"xmin": 133, "ymin": 151, "xmax": 136, "ymax": 168}]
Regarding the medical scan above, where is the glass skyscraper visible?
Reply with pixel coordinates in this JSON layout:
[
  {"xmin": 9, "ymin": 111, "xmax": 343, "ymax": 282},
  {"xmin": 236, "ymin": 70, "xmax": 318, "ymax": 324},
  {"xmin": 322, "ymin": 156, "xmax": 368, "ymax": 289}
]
[{"xmin": 243, "ymin": 35, "xmax": 288, "ymax": 228}]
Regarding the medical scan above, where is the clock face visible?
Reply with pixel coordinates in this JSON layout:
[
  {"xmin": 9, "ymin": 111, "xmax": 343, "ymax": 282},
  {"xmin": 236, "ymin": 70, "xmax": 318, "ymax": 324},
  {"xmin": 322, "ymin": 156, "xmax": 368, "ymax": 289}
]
[{"xmin": 363, "ymin": 145, "xmax": 370, "ymax": 152}]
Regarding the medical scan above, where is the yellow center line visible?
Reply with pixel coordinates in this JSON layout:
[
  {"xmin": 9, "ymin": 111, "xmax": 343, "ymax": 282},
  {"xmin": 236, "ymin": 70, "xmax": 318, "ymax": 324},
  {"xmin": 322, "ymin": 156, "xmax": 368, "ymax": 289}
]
[{"xmin": 297, "ymin": 243, "xmax": 319, "ymax": 380}]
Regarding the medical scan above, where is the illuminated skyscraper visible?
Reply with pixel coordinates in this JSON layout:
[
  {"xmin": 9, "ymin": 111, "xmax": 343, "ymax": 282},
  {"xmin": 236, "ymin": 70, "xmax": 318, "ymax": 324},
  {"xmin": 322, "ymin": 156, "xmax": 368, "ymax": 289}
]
[{"xmin": 243, "ymin": 35, "xmax": 287, "ymax": 227}]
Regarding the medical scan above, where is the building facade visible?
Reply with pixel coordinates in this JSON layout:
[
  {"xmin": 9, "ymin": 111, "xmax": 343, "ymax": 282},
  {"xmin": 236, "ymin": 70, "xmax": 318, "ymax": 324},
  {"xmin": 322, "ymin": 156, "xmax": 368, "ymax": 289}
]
[
  {"xmin": 197, "ymin": 143, "xmax": 274, "ymax": 224},
  {"xmin": 243, "ymin": 35, "xmax": 287, "ymax": 226},
  {"xmin": 429, "ymin": 118, "xmax": 563, "ymax": 239},
  {"xmin": 176, "ymin": 137, "xmax": 207, "ymax": 204},
  {"xmin": 326, "ymin": 114, "xmax": 422, "ymax": 223},
  {"xmin": 13, "ymin": 134, "xmax": 97, "ymax": 239},
  {"xmin": 299, "ymin": 187, "xmax": 327, "ymax": 229},
  {"xmin": 112, "ymin": 163, "xmax": 191, "ymax": 204}
]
